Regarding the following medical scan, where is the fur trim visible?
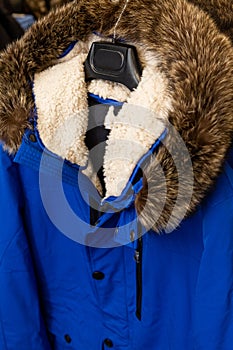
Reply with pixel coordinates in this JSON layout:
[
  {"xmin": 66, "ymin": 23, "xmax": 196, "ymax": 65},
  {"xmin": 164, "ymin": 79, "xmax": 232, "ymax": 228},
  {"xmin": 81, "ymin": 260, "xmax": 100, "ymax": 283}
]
[
  {"xmin": 0, "ymin": 0, "xmax": 233, "ymax": 233},
  {"xmin": 188, "ymin": 0, "xmax": 233, "ymax": 42},
  {"xmin": 25, "ymin": 0, "xmax": 70, "ymax": 18}
]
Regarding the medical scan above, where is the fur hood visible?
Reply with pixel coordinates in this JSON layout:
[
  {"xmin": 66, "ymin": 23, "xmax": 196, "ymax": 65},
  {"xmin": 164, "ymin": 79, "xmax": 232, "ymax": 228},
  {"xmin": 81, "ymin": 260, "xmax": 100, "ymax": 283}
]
[
  {"xmin": 0, "ymin": 0, "xmax": 233, "ymax": 233},
  {"xmin": 25, "ymin": 0, "xmax": 70, "ymax": 18}
]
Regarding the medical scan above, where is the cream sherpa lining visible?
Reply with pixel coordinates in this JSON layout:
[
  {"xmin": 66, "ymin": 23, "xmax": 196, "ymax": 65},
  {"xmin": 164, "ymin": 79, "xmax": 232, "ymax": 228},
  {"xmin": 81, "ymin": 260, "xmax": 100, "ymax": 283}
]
[{"xmin": 34, "ymin": 34, "xmax": 172, "ymax": 198}]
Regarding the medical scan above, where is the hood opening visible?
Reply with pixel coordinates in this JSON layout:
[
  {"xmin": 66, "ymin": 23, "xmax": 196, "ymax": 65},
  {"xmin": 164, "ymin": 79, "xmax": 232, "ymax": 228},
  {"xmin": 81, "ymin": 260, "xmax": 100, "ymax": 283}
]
[
  {"xmin": 0, "ymin": 0, "xmax": 233, "ymax": 233},
  {"xmin": 33, "ymin": 34, "xmax": 170, "ymax": 199}
]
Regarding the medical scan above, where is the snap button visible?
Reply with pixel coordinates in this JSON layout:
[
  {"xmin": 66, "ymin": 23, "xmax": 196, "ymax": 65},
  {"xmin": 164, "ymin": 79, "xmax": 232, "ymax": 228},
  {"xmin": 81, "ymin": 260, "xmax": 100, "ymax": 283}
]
[
  {"xmin": 92, "ymin": 271, "xmax": 105, "ymax": 280},
  {"xmin": 130, "ymin": 230, "xmax": 135, "ymax": 242},
  {"xmin": 64, "ymin": 334, "xmax": 72, "ymax": 343},
  {"xmin": 29, "ymin": 133, "xmax": 37, "ymax": 142},
  {"xmin": 104, "ymin": 338, "xmax": 113, "ymax": 348}
]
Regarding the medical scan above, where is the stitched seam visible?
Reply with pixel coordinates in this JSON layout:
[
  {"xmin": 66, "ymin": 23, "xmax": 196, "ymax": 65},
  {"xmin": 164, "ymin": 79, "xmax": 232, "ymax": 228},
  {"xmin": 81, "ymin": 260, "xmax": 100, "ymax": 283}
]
[{"xmin": 0, "ymin": 227, "xmax": 23, "ymax": 266}]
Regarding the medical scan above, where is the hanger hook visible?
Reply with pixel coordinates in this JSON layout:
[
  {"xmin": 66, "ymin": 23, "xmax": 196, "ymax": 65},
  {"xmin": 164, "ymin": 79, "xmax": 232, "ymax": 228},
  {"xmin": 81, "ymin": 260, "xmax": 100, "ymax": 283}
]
[{"xmin": 113, "ymin": 0, "xmax": 130, "ymax": 43}]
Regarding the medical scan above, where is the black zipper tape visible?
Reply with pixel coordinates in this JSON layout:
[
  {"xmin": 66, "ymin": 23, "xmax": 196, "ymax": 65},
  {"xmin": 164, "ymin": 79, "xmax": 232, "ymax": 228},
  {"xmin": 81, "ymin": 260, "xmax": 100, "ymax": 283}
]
[{"xmin": 135, "ymin": 234, "xmax": 143, "ymax": 320}]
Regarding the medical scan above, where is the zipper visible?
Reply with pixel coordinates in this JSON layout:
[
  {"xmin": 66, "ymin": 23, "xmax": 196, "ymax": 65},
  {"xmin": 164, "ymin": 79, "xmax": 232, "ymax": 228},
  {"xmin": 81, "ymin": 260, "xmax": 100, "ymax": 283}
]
[{"xmin": 134, "ymin": 234, "xmax": 143, "ymax": 320}]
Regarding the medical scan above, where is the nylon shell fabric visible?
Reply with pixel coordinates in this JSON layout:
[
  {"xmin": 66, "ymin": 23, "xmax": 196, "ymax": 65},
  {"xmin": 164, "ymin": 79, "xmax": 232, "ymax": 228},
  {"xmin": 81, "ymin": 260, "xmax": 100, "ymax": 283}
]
[{"xmin": 0, "ymin": 138, "xmax": 233, "ymax": 350}]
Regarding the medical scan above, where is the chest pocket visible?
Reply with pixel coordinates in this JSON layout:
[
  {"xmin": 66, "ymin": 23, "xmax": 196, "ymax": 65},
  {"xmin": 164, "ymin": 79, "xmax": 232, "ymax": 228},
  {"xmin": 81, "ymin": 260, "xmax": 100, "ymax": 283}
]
[{"xmin": 139, "ymin": 231, "xmax": 202, "ymax": 329}]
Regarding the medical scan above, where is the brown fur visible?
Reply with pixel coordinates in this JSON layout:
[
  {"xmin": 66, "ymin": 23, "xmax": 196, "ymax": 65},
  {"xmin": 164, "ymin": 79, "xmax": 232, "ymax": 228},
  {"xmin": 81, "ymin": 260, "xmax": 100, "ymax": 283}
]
[
  {"xmin": 188, "ymin": 0, "xmax": 233, "ymax": 42},
  {"xmin": 0, "ymin": 0, "xmax": 233, "ymax": 233},
  {"xmin": 25, "ymin": 0, "xmax": 70, "ymax": 18}
]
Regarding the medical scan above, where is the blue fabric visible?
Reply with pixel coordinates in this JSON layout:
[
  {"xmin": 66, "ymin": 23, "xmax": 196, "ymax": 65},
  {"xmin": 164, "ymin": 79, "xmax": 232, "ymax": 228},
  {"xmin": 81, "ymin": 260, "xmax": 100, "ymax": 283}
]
[
  {"xmin": 1, "ymin": 140, "xmax": 233, "ymax": 349},
  {"xmin": 1, "ymin": 75, "xmax": 233, "ymax": 350},
  {"xmin": 88, "ymin": 93, "xmax": 124, "ymax": 106},
  {"xmin": 15, "ymin": 14, "xmax": 35, "ymax": 30},
  {"xmin": 58, "ymin": 41, "xmax": 78, "ymax": 58}
]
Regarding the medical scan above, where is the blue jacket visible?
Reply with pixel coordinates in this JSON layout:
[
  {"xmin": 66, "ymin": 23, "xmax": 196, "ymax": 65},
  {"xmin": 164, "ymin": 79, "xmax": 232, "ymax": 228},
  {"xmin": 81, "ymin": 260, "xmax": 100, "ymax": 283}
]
[
  {"xmin": 0, "ymin": 133, "xmax": 233, "ymax": 350},
  {"xmin": 0, "ymin": 1, "xmax": 233, "ymax": 349}
]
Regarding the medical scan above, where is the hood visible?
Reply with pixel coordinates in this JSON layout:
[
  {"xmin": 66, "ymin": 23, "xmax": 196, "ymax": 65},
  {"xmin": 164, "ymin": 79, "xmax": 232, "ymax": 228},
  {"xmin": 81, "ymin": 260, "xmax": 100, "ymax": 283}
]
[{"xmin": 0, "ymin": 0, "xmax": 233, "ymax": 233}]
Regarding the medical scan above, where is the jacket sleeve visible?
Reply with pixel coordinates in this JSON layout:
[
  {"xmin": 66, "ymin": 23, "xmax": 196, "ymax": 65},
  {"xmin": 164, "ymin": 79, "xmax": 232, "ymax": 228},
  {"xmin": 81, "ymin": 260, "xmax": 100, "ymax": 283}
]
[
  {"xmin": 0, "ymin": 146, "xmax": 51, "ymax": 350},
  {"xmin": 193, "ymin": 164, "xmax": 233, "ymax": 350}
]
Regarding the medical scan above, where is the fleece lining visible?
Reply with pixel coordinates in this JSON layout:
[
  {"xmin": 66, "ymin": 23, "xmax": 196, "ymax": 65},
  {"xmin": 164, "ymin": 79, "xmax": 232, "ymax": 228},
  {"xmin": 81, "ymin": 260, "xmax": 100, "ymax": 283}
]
[{"xmin": 33, "ymin": 34, "xmax": 171, "ymax": 198}]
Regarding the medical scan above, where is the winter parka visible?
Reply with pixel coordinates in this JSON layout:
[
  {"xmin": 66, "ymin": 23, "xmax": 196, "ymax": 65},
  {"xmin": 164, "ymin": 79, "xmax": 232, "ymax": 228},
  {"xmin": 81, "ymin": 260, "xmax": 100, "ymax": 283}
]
[{"xmin": 0, "ymin": 1, "xmax": 233, "ymax": 349}]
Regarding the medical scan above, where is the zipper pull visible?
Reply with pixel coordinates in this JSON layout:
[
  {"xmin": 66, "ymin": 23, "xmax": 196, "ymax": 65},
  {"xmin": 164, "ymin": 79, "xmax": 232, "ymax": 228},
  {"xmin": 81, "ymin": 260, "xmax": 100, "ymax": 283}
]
[
  {"xmin": 134, "ymin": 249, "xmax": 140, "ymax": 263},
  {"xmin": 134, "ymin": 236, "xmax": 142, "ymax": 263}
]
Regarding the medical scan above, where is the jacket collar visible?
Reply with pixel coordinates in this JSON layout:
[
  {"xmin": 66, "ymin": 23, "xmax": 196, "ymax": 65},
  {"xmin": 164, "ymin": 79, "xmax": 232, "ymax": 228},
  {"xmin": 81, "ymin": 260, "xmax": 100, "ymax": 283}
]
[
  {"xmin": 33, "ymin": 35, "xmax": 169, "ymax": 198},
  {"xmin": 0, "ymin": 0, "xmax": 233, "ymax": 233}
]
